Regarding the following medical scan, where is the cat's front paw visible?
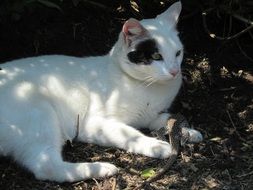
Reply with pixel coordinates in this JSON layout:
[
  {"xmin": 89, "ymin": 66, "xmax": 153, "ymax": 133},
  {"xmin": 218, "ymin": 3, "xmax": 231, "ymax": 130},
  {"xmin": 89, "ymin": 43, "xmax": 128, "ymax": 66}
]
[
  {"xmin": 93, "ymin": 162, "xmax": 119, "ymax": 177},
  {"xmin": 128, "ymin": 137, "xmax": 172, "ymax": 159},
  {"xmin": 146, "ymin": 139, "xmax": 172, "ymax": 158}
]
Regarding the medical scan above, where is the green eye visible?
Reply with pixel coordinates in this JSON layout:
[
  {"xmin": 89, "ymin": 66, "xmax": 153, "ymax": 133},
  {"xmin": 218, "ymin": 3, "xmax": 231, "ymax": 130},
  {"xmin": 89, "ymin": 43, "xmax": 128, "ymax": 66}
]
[{"xmin": 151, "ymin": 52, "xmax": 163, "ymax": 60}]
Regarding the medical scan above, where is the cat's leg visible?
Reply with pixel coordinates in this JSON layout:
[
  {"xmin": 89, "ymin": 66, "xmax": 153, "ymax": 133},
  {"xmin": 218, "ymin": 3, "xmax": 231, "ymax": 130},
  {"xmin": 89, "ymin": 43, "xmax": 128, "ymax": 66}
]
[
  {"xmin": 21, "ymin": 144, "xmax": 118, "ymax": 182},
  {"xmin": 148, "ymin": 113, "xmax": 171, "ymax": 131},
  {"xmin": 9, "ymin": 102, "xmax": 117, "ymax": 182},
  {"xmin": 149, "ymin": 113, "xmax": 203, "ymax": 143},
  {"xmin": 78, "ymin": 118, "xmax": 173, "ymax": 158}
]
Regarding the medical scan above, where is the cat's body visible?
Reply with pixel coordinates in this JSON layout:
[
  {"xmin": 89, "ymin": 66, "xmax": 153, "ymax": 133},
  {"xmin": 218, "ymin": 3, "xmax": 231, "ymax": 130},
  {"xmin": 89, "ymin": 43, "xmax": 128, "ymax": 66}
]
[{"xmin": 0, "ymin": 2, "xmax": 202, "ymax": 182}]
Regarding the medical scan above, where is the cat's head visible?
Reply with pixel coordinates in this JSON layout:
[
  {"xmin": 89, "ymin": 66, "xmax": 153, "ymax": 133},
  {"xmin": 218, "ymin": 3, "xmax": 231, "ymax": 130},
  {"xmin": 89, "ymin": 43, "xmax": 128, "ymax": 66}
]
[{"xmin": 113, "ymin": 1, "xmax": 183, "ymax": 83}]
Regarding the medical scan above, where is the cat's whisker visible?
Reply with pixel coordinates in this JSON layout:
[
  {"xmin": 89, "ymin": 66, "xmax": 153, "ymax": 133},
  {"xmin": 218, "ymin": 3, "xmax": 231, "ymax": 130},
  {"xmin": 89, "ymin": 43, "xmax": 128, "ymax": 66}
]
[
  {"xmin": 145, "ymin": 78, "xmax": 157, "ymax": 87},
  {"xmin": 139, "ymin": 76, "xmax": 153, "ymax": 87},
  {"xmin": 145, "ymin": 77, "xmax": 155, "ymax": 86}
]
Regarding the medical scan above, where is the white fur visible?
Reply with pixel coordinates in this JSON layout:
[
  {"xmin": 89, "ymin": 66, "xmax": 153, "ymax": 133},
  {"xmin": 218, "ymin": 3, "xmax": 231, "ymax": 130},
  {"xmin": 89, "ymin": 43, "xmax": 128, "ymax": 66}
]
[{"xmin": 0, "ymin": 2, "xmax": 201, "ymax": 182}]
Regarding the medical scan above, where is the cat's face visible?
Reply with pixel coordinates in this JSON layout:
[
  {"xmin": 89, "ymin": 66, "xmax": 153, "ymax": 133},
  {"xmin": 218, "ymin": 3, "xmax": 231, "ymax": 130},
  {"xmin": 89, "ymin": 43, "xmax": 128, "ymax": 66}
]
[{"xmin": 117, "ymin": 2, "xmax": 183, "ymax": 84}]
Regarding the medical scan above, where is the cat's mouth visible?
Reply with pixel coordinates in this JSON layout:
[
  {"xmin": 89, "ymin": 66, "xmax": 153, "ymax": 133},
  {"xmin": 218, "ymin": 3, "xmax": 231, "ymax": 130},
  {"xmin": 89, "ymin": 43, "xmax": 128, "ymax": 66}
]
[{"xmin": 155, "ymin": 72, "xmax": 181, "ymax": 83}]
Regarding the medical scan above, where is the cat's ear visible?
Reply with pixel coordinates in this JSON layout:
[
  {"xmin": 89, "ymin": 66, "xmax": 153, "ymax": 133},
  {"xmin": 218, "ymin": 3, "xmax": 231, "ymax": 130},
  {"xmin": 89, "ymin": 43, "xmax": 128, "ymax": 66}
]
[
  {"xmin": 157, "ymin": 1, "xmax": 182, "ymax": 27},
  {"xmin": 122, "ymin": 18, "xmax": 147, "ymax": 46}
]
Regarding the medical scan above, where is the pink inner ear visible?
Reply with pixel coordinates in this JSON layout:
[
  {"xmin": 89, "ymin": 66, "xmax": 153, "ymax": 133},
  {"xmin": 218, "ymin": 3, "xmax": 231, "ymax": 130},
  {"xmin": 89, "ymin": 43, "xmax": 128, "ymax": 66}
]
[{"xmin": 123, "ymin": 18, "xmax": 145, "ymax": 36}]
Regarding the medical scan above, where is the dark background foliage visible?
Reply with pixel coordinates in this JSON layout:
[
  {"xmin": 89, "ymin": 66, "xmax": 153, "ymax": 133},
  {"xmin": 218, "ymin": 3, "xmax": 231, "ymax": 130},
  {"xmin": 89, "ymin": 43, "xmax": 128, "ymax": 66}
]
[{"xmin": 0, "ymin": 0, "xmax": 252, "ymax": 189}]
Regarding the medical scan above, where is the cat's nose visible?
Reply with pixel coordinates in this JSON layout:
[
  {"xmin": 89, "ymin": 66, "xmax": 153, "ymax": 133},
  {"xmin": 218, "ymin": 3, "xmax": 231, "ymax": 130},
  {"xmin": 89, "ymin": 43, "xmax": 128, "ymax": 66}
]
[{"xmin": 170, "ymin": 69, "xmax": 179, "ymax": 77}]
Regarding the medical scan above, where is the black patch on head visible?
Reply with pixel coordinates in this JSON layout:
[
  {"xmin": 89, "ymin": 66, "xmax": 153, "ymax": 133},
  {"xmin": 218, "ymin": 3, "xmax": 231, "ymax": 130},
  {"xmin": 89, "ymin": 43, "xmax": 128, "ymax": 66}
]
[{"xmin": 127, "ymin": 39, "xmax": 162, "ymax": 65}]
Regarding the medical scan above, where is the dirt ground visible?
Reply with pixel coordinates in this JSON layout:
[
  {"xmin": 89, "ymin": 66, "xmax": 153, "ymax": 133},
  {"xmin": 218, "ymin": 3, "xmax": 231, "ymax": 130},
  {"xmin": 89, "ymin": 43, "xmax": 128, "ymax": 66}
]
[{"xmin": 0, "ymin": 1, "xmax": 252, "ymax": 190}]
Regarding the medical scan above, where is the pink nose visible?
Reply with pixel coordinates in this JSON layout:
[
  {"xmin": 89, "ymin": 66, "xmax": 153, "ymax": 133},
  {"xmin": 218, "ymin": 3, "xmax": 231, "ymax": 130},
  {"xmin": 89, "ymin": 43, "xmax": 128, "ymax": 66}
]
[{"xmin": 170, "ymin": 69, "xmax": 179, "ymax": 77}]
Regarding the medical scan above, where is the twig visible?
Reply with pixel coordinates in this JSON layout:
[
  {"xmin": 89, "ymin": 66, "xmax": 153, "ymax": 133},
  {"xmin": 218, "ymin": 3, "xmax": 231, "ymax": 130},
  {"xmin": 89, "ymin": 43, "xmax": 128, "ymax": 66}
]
[
  {"xmin": 73, "ymin": 114, "xmax": 80, "ymax": 142},
  {"xmin": 237, "ymin": 170, "xmax": 253, "ymax": 178},
  {"xmin": 129, "ymin": 168, "xmax": 140, "ymax": 175},
  {"xmin": 232, "ymin": 13, "xmax": 253, "ymax": 26},
  {"xmin": 202, "ymin": 9, "xmax": 253, "ymax": 40},
  {"xmin": 228, "ymin": 15, "xmax": 233, "ymax": 36},
  {"xmin": 218, "ymin": 86, "xmax": 237, "ymax": 92},
  {"xmin": 92, "ymin": 178, "xmax": 101, "ymax": 190},
  {"xmin": 133, "ymin": 157, "xmax": 179, "ymax": 190},
  {"xmin": 83, "ymin": 0, "xmax": 110, "ymax": 10},
  {"xmin": 72, "ymin": 23, "xmax": 82, "ymax": 40},
  {"xmin": 111, "ymin": 177, "xmax": 117, "ymax": 190},
  {"xmin": 133, "ymin": 118, "xmax": 181, "ymax": 190},
  {"xmin": 209, "ymin": 144, "xmax": 216, "ymax": 157},
  {"xmin": 247, "ymin": 24, "xmax": 253, "ymax": 39},
  {"xmin": 236, "ymin": 39, "xmax": 253, "ymax": 63},
  {"xmin": 144, "ymin": 155, "xmax": 177, "ymax": 183},
  {"xmin": 226, "ymin": 110, "xmax": 246, "ymax": 142},
  {"xmin": 181, "ymin": 9, "xmax": 199, "ymax": 20},
  {"xmin": 208, "ymin": 115, "xmax": 229, "ymax": 127}
]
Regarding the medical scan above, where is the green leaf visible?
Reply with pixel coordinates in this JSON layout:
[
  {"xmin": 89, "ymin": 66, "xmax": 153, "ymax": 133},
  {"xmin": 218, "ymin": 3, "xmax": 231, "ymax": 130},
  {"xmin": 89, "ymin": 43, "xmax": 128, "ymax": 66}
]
[{"xmin": 141, "ymin": 168, "xmax": 156, "ymax": 179}]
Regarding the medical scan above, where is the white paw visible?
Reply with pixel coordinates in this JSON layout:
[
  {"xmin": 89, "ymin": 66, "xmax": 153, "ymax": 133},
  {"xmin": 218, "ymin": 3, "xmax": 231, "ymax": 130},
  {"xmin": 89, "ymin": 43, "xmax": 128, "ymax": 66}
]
[
  {"xmin": 146, "ymin": 139, "xmax": 172, "ymax": 158},
  {"xmin": 184, "ymin": 128, "xmax": 203, "ymax": 143},
  {"xmin": 94, "ymin": 162, "xmax": 119, "ymax": 177},
  {"xmin": 128, "ymin": 137, "xmax": 172, "ymax": 159}
]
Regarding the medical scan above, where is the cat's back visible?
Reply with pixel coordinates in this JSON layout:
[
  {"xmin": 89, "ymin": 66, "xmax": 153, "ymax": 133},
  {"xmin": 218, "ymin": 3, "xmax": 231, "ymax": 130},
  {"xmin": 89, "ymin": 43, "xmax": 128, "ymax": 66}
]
[
  {"xmin": 0, "ymin": 55, "xmax": 108, "ymax": 87},
  {"xmin": 0, "ymin": 55, "xmax": 109, "ymax": 115},
  {"xmin": 1, "ymin": 55, "xmax": 100, "ymax": 79}
]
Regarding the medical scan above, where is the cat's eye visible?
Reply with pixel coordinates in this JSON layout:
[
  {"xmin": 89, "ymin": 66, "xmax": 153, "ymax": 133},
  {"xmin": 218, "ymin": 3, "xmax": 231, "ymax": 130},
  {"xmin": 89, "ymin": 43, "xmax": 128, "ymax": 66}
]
[
  {"xmin": 151, "ymin": 52, "xmax": 163, "ymax": 60},
  {"xmin": 176, "ymin": 50, "xmax": 181, "ymax": 57},
  {"xmin": 127, "ymin": 51, "xmax": 149, "ymax": 64}
]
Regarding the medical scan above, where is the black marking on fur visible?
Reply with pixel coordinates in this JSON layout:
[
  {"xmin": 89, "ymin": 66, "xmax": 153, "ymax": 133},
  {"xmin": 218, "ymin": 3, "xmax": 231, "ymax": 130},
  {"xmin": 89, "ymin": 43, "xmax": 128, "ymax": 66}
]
[{"xmin": 127, "ymin": 39, "xmax": 162, "ymax": 65}]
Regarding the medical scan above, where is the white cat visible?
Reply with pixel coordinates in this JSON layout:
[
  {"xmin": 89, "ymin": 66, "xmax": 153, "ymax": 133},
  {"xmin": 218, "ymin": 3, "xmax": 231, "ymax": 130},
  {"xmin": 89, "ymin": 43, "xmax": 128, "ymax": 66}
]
[{"xmin": 0, "ymin": 2, "xmax": 202, "ymax": 182}]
